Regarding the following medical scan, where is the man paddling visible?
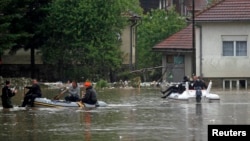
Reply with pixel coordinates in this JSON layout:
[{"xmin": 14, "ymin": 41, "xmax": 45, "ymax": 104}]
[{"xmin": 61, "ymin": 80, "xmax": 80, "ymax": 102}]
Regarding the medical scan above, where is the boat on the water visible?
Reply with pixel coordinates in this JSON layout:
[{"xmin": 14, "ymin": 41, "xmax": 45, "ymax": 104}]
[
  {"xmin": 164, "ymin": 81, "xmax": 220, "ymax": 101},
  {"xmin": 34, "ymin": 98, "xmax": 108, "ymax": 108}
]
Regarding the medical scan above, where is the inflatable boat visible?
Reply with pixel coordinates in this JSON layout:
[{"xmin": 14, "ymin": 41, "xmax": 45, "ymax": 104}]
[
  {"xmin": 34, "ymin": 98, "xmax": 108, "ymax": 108},
  {"xmin": 164, "ymin": 81, "xmax": 220, "ymax": 101}
]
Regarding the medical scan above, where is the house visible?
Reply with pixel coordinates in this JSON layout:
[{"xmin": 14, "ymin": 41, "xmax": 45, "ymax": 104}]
[
  {"xmin": 153, "ymin": 24, "xmax": 194, "ymax": 82},
  {"xmin": 139, "ymin": 0, "xmax": 208, "ymax": 16},
  {"xmin": 153, "ymin": 0, "xmax": 250, "ymax": 89},
  {"xmin": 120, "ymin": 12, "xmax": 141, "ymax": 70}
]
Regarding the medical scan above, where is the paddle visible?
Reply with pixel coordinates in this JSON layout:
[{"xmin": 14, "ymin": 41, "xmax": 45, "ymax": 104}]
[
  {"xmin": 76, "ymin": 101, "xmax": 84, "ymax": 108},
  {"xmin": 53, "ymin": 88, "xmax": 67, "ymax": 100}
]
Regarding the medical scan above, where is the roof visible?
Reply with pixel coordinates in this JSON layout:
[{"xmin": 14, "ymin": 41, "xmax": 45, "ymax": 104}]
[
  {"xmin": 153, "ymin": 0, "xmax": 250, "ymax": 51},
  {"xmin": 153, "ymin": 24, "xmax": 193, "ymax": 51},
  {"xmin": 195, "ymin": 0, "xmax": 250, "ymax": 22}
]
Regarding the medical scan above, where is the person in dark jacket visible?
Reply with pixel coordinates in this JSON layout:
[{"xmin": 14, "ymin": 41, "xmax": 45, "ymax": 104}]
[
  {"xmin": 81, "ymin": 81, "xmax": 97, "ymax": 105},
  {"xmin": 1, "ymin": 80, "xmax": 17, "ymax": 108},
  {"xmin": 161, "ymin": 76, "xmax": 189, "ymax": 98},
  {"xmin": 193, "ymin": 76, "xmax": 207, "ymax": 89},
  {"xmin": 21, "ymin": 79, "xmax": 42, "ymax": 107},
  {"xmin": 193, "ymin": 76, "xmax": 207, "ymax": 103}
]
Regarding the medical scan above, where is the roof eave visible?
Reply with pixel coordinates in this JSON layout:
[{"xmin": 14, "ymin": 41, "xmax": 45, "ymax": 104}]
[
  {"xmin": 152, "ymin": 48, "xmax": 193, "ymax": 53},
  {"xmin": 195, "ymin": 19, "xmax": 250, "ymax": 23}
]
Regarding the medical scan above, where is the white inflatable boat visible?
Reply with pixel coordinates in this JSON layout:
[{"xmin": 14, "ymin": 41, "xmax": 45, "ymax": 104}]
[
  {"xmin": 34, "ymin": 98, "xmax": 108, "ymax": 108},
  {"xmin": 166, "ymin": 81, "xmax": 220, "ymax": 101}
]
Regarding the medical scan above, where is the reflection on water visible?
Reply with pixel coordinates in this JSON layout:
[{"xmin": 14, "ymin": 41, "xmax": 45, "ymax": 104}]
[{"xmin": 1, "ymin": 88, "xmax": 250, "ymax": 141}]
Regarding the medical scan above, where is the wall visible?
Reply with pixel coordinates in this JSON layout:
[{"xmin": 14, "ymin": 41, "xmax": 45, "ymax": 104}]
[
  {"xmin": 2, "ymin": 49, "xmax": 43, "ymax": 64},
  {"xmin": 120, "ymin": 26, "xmax": 136, "ymax": 66},
  {"xmin": 196, "ymin": 22, "xmax": 250, "ymax": 78},
  {"xmin": 161, "ymin": 52, "xmax": 193, "ymax": 82},
  {"xmin": 120, "ymin": 26, "xmax": 131, "ymax": 65}
]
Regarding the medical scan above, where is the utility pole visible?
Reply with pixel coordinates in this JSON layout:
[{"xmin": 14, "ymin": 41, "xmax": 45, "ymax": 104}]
[{"xmin": 192, "ymin": 0, "xmax": 196, "ymax": 75}]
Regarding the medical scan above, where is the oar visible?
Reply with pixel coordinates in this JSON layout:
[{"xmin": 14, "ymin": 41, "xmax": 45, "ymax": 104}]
[
  {"xmin": 53, "ymin": 89, "xmax": 67, "ymax": 100},
  {"xmin": 76, "ymin": 101, "xmax": 85, "ymax": 108},
  {"xmin": 22, "ymin": 86, "xmax": 26, "ymax": 97}
]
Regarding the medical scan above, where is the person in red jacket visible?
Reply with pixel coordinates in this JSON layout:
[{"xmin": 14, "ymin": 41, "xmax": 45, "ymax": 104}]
[{"xmin": 1, "ymin": 80, "xmax": 17, "ymax": 108}]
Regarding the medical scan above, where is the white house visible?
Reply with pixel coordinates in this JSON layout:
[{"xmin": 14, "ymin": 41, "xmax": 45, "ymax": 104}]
[
  {"xmin": 153, "ymin": 0, "xmax": 250, "ymax": 89},
  {"xmin": 195, "ymin": 0, "xmax": 250, "ymax": 89}
]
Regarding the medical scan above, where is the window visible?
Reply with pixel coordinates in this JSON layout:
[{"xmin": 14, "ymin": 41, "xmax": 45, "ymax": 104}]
[
  {"xmin": 223, "ymin": 41, "xmax": 234, "ymax": 56},
  {"xmin": 236, "ymin": 41, "xmax": 247, "ymax": 56},
  {"xmin": 222, "ymin": 41, "xmax": 247, "ymax": 56},
  {"xmin": 166, "ymin": 55, "xmax": 173, "ymax": 63},
  {"xmin": 174, "ymin": 56, "xmax": 184, "ymax": 64},
  {"xmin": 166, "ymin": 55, "xmax": 184, "ymax": 64},
  {"xmin": 159, "ymin": 0, "xmax": 169, "ymax": 9}
]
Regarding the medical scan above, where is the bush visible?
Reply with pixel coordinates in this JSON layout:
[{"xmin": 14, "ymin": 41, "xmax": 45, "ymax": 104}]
[{"xmin": 96, "ymin": 79, "xmax": 108, "ymax": 88}]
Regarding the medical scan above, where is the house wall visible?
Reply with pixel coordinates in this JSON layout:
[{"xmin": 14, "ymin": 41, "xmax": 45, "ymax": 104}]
[
  {"xmin": 196, "ymin": 22, "xmax": 250, "ymax": 78},
  {"xmin": 120, "ymin": 26, "xmax": 136, "ymax": 66},
  {"xmin": 161, "ymin": 53, "xmax": 192, "ymax": 82},
  {"xmin": 185, "ymin": 53, "xmax": 193, "ymax": 77},
  {"xmin": 120, "ymin": 26, "xmax": 131, "ymax": 65},
  {"xmin": 2, "ymin": 49, "xmax": 43, "ymax": 64}
]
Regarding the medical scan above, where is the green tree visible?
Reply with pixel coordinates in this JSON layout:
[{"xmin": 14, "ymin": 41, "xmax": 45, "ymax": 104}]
[
  {"xmin": 41, "ymin": 0, "xmax": 142, "ymax": 81},
  {"xmin": 136, "ymin": 8, "xmax": 186, "ymax": 76},
  {"xmin": 0, "ymin": 0, "xmax": 31, "ymax": 56},
  {"xmin": 0, "ymin": 0, "xmax": 51, "ymax": 78}
]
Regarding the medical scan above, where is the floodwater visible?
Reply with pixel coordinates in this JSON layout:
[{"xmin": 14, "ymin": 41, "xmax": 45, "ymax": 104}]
[{"xmin": 1, "ymin": 87, "xmax": 250, "ymax": 141}]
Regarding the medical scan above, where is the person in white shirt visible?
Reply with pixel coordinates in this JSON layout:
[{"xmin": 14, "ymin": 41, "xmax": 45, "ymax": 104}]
[{"xmin": 62, "ymin": 80, "xmax": 80, "ymax": 102}]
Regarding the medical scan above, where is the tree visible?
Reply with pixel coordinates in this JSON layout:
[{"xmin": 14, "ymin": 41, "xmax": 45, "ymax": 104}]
[
  {"xmin": 136, "ymin": 8, "xmax": 186, "ymax": 80},
  {"xmin": 0, "ymin": 0, "xmax": 31, "ymax": 56},
  {"xmin": 0, "ymin": 0, "xmax": 51, "ymax": 78},
  {"xmin": 41, "ymin": 0, "xmax": 142, "ymax": 81}
]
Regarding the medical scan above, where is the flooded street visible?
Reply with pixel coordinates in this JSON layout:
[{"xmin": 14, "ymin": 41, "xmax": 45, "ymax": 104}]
[{"xmin": 1, "ymin": 88, "xmax": 250, "ymax": 141}]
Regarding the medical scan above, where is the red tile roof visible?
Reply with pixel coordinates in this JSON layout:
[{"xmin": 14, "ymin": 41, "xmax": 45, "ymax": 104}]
[
  {"xmin": 153, "ymin": 24, "xmax": 193, "ymax": 51},
  {"xmin": 153, "ymin": 0, "xmax": 250, "ymax": 51},
  {"xmin": 195, "ymin": 0, "xmax": 250, "ymax": 22}
]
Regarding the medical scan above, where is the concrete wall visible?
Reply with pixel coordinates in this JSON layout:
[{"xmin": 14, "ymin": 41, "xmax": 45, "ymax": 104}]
[
  {"xmin": 2, "ymin": 49, "xmax": 43, "ymax": 64},
  {"xmin": 120, "ymin": 26, "xmax": 136, "ymax": 66},
  {"xmin": 196, "ymin": 22, "xmax": 250, "ymax": 78},
  {"xmin": 184, "ymin": 53, "xmax": 193, "ymax": 77},
  {"xmin": 161, "ymin": 53, "xmax": 193, "ymax": 82},
  {"xmin": 120, "ymin": 26, "xmax": 130, "ymax": 65}
]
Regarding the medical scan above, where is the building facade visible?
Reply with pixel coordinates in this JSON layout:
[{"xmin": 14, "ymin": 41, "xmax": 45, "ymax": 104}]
[{"xmin": 154, "ymin": 0, "xmax": 250, "ymax": 89}]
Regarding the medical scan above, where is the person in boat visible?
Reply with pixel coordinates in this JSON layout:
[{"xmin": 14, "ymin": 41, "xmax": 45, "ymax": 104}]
[
  {"xmin": 21, "ymin": 79, "xmax": 42, "ymax": 107},
  {"xmin": 161, "ymin": 76, "xmax": 189, "ymax": 98},
  {"xmin": 193, "ymin": 76, "xmax": 207, "ymax": 102},
  {"xmin": 177, "ymin": 75, "xmax": 190, "ymax": 93},
  {"xmin": 1, "ymin": 80, "xmax": 18, "ymax": 108},
  {"xmin": 81, "ymin": 81, "xmax": 97, "ymax": 105},
  {"xmin": 193, "ymin": 76, "xmax": 207, "ymax": 90},
  {"xmin": 189, "ymin": 75, "xmax": 198, "ymax": 89},
  {"xmin": 61, "ymin": 80, "xmax": 80, "ymax": 102}
]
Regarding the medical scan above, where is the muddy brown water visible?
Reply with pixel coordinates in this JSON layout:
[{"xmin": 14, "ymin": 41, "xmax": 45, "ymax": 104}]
[{"xmin": 1, "ymin": 88, "xmax": 250, "ymax": 141}]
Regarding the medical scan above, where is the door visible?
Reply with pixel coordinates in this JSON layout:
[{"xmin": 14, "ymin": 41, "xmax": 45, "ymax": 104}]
[{"xmin": 172, "ymin": 55, "xmax": 185, "ymax": 82}]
